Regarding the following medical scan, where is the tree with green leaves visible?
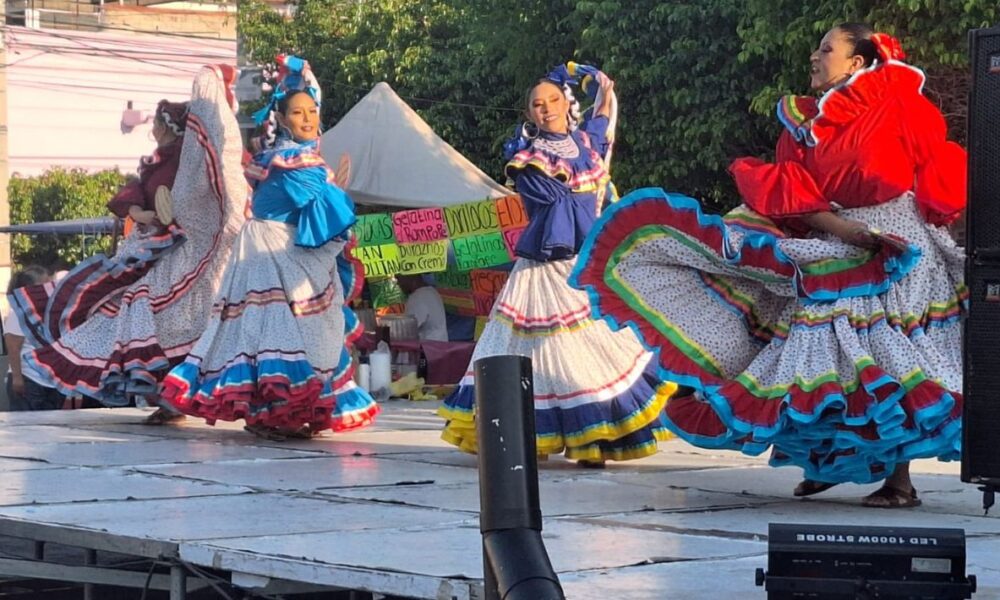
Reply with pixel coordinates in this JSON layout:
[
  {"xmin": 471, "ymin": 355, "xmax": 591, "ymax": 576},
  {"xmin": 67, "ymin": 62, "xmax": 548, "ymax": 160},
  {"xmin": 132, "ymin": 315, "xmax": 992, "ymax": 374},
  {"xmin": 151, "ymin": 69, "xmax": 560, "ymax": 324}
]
[
  {"xmin": 7, "ymin": 169, "xmax": 124, "ymax": 268},
  {"xmin": 239, "ymin": 0, "xmax": 990, "ymax": 212},
  {"xmin": 738, "ymin": 0, "xmax": 997, "ymax": 142}
]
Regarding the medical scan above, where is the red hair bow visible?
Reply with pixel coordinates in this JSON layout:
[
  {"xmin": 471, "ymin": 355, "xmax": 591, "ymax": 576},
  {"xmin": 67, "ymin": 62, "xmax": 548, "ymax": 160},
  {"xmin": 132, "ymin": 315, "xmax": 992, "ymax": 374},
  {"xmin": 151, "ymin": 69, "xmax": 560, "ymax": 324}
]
[{"xmin": 870, "ymin": 33, "xmax": 906, "ymax": 62}]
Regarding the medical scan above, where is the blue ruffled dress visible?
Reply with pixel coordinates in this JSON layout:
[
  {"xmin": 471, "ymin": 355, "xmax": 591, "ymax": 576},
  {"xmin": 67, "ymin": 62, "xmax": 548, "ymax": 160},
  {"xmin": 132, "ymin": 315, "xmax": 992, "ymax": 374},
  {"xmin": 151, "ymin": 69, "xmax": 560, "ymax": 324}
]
[
  {"xmin": 162, "ymin": 137, "xmax": 379, "ymax": 432},
  {"xmin": 438, "ymin": 116, "xmax": 676, "ymax": 461}
]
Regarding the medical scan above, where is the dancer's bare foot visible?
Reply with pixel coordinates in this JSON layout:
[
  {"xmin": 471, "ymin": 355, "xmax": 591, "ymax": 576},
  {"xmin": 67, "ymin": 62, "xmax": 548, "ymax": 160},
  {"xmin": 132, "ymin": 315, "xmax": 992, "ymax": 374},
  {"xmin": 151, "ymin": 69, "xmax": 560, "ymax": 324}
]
[
  {"xmin": 142, "ymin": 408, "xmax": 185, "ymax": 425},
  {"xmin": 244, "ymin": 424, "xmax": 287, "ymax": 441},
  {"xmin": 861, "ymin": 485, "xmax": 921, "ymax": 508},
  {"xmin": 282, "ymin": 425, "xmax": 317, "ymax": 440},
  {"xmin": 861, "ymin": 462, "xmax": 919, "ymax": 508},
  {"xmin": 793, "ymin": 479, "xmax": 839, "ymax": 497},
  {"xmin": 243, "ymin": 424, "xmax": 317, "ymax": 441}
]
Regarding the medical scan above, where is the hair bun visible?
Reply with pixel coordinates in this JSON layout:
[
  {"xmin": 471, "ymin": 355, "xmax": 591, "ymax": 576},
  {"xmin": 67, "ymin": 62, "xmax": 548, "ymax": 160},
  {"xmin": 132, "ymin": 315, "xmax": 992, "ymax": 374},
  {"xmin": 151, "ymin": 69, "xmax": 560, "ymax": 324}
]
[
  {"xmin": 155, "ymin": 100, "xmax": 190, "ymax": 136},
  {"xmin": 870, "ymin": 33, "xmax": 906, "ymax": 62}
]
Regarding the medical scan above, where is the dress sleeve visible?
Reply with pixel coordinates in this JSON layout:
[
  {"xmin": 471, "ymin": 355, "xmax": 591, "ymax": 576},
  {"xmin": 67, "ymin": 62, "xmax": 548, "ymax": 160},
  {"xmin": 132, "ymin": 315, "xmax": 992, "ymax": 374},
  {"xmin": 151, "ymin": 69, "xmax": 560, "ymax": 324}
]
[
  {"xmin": 279, "ymin": 166, "xmax": 357, "ymax": 248},
  {"xmin": 901, "ymin": 93, "xmax": 967, "ymax": 226},
  {"xmin": 515, "ymin": 166, "xmax": 572, "ymax": 208},
  {"xmin": 106, "ymin": 181, "xmax": 144, "ymax": 218},
  {"xmin": 580, "ymin": 115, "xmax": 610, "ymax": 157},
  {"xmin": 512, "ymin": 166, "xmax": 594, "ymax": 261},
  {"xmin": 729, "ymin": 130, "xmax": 830, "ymax": 217}
]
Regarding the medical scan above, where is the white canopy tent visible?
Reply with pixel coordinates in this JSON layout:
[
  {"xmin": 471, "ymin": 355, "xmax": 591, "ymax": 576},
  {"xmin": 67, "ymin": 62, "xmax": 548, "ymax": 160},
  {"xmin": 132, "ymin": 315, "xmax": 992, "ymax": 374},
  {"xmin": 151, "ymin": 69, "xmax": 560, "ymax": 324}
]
[{"xmin": 319, "ymin": 82, "xmax": 510, "ymax": 208}]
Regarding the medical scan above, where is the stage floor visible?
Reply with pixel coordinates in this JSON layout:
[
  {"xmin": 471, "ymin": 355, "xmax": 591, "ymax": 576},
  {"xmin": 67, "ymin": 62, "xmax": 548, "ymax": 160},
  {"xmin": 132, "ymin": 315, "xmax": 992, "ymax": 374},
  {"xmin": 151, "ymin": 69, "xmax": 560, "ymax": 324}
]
[{"xmin": 1, "ymin": 402, "xmax": 998, "ymax": 599}]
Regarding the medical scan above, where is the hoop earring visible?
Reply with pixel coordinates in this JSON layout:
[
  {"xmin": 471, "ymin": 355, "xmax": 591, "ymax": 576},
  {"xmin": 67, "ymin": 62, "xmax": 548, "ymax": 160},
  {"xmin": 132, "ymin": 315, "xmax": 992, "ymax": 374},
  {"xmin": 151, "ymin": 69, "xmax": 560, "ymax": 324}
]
[{"xmin": 521, "ymin": 122, "xmax": 539, "ymax": 140}]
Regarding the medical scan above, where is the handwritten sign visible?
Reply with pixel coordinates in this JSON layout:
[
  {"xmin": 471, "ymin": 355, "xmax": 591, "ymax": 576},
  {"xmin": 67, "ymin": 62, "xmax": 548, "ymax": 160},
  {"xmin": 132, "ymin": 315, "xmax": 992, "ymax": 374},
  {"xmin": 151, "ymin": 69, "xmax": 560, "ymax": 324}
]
[
  {"xmin": 473, "ymin": 292, "xmax": 500, "ymax": 316},
  {"xmin": 435, "ymin": 268, "xmax": 472, "ymax": 290},
  {"xmin": 502, "ymin": 227, "xmax": 525, "ymax": 260},
  {"xmin": 470, "ymin": 269, "xmax": 510, "ymax": 296},
  {"xmin": 354, "ymin": 243, "xmax": 400, "ymax": 278},
  {"xmin": 440, "ymin": 288, "xmax": 475, "ymax": 316},
  {"xmin": 369, "ymin": 277, "xmax": 406, "ymax": 309},
  {"xmin": 452, "ymin": 232, "xmax": 511, "ymax": 271},
  {"xmin": 444, "ymin": 200, "xmax": 499, "ymax": 238},
  {"xmin": 392, "ymin": 208, "xmax": 449, "ymax": 244},
  {"xmin": 355, "ymin": 213, "xmax": 395, "ymax": 247},
  {"xmin": 495, "ymin": 195, "xmax": 528, "ymax": 230},
  {"xmin": 398, "ymin": 240, "xmax": 448, "ymax": 275}
]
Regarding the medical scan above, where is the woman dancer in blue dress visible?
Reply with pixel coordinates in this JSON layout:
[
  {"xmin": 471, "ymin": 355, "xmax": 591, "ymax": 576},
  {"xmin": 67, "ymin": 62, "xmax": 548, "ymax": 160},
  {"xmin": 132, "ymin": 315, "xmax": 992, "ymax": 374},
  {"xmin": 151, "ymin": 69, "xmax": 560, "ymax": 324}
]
[
  {"xmin": 163, "ymin": 56, "xmax": 379, "ymax": 439},
  {"xmin": 439, "ymin": 64, "xmax": 676, "ymax": 466}
]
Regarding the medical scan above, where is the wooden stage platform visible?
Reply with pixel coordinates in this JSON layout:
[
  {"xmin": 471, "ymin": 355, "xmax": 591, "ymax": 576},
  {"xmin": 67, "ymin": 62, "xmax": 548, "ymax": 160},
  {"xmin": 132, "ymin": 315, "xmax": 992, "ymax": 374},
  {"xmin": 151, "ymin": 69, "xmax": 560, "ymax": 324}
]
[{"xmin": 1, "ymin": 402, "xmax": 997, "ymax": 599}]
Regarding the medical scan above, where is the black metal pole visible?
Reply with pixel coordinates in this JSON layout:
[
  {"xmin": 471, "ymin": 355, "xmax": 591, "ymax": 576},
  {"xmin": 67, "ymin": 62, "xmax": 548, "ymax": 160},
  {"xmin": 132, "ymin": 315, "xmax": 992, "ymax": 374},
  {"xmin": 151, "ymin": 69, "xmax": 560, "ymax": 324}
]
[{"xmin": 475, "ymin": 355, "xmax": 563, "ymax": 600}]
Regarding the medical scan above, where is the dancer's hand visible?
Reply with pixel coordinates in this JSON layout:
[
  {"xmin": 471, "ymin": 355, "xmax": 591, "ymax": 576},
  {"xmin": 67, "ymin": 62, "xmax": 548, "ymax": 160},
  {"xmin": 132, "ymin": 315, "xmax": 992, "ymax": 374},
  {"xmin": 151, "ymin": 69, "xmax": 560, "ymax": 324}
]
[
  {"xmin": 128, "ymin": 206, "xmax": 157, "ymax": 226},
  {"xmin": 11, "ymin": 376, "xmax": 24, "ymax": 396},
  {"xmin": 596, "ymin": 71, "xmax": 614, "ymax": 94},
  {"xmin": 803, "ymin": 211, "xmax": 878, "ymax": 249},
  {"xmin": 335, "ymin": 152, "xmax": 352, "ymax": 188},
  {"xmin": 832, "ymin": 218, "xmax": 879, "ymax": 249},
  {"xmin": 594, "ymin": 71, "xmax": 616, "ymax": 119}
]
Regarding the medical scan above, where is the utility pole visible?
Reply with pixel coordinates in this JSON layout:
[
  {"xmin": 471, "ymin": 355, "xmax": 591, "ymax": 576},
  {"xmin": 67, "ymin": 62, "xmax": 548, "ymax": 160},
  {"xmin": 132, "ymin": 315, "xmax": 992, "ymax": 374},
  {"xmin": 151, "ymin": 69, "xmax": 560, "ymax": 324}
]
[
  {"xmin": 0, "ymin": 1, "xmax": 12, "ymax": 291},
  {"xmin": 0, "ymin": 1, "xmax": 11, "ymax": 410}
]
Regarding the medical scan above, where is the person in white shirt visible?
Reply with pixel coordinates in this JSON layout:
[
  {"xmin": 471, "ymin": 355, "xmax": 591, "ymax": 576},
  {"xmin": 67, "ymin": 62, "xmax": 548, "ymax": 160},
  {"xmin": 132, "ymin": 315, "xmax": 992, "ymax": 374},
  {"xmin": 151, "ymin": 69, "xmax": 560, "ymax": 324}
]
[
  {"xmin": 397, "ymin": 275, "xmax": 449, "ymax": 342},
  {"xmin": 4, "ymin": 266, "xmax": 65, "ymax": 411}
]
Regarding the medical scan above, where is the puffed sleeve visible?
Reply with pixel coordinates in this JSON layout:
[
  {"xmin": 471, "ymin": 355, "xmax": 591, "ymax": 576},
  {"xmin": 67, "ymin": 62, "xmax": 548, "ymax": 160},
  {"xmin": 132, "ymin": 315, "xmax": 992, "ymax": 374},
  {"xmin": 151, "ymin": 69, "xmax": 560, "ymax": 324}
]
[
  {"xmin": 106, "ymin": 181, "xmax": 144, "ymax": 218},
  {"xmin": 902, "ymin": 93, "xmax": 967, "ymax": 226},
  {"xmin": 279, "ymin": 166, "xmax": 357, "ymax": 248},
  {"xmin": 729, "ymin": 130, "xmax": 830, "ymax": 217},
  {"xmin": 512, "ymin": 166, "xmax": 596, "ymax": 261},
  {"xmin": 515, "ymin": 165, "xmax": 572, "ymax": 208},
  {"xmin": 580, "ymin": 115, "xmax": 611, "ymax": 157}
]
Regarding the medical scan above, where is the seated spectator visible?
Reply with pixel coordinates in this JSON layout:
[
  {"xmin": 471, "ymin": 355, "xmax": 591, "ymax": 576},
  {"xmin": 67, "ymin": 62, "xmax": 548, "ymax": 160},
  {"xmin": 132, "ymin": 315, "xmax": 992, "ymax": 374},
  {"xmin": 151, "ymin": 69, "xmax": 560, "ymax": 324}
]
[
  {"xmin": 4, "ymin": 266, "xmax": 65, "ymax": 411},
  {"xmin": 397, "ymin": 274, "xmax": 448, "ymax": 342}
]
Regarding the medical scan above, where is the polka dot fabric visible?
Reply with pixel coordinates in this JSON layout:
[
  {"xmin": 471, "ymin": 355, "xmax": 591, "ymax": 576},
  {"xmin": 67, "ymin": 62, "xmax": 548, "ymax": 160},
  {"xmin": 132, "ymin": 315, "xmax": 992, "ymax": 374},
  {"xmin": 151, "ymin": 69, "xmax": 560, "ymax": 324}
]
[{"xmin": 572, "ymin": 189, "xmax": 964, "ymax": 483}]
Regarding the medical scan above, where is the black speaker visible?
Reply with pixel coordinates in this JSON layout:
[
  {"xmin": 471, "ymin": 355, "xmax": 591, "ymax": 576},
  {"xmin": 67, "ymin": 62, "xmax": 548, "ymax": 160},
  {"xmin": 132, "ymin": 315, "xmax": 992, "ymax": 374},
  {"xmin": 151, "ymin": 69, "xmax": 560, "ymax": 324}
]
[
  {"xmin": 962, "ymin": 26, "xmax": 1000, "ymax": 493},
  {"xmin": 965, "ymin": 26, "xmax": 1000, "ymax": 254},
  {"xmin": 962, "ymin": 263, "xmax": 1000, "ymax": 485}
]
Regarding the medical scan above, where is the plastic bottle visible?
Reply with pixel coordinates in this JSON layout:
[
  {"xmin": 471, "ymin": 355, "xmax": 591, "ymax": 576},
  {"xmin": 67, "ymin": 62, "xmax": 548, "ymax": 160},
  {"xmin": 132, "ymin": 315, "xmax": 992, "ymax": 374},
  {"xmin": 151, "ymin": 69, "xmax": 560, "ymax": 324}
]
[
  {"xmin": 356, "ymin": 352, "xmax": 371, "ymax": 392},
  {"xmin": 369, "ymin": 341, "xmax": 392, "ymax": 401}
]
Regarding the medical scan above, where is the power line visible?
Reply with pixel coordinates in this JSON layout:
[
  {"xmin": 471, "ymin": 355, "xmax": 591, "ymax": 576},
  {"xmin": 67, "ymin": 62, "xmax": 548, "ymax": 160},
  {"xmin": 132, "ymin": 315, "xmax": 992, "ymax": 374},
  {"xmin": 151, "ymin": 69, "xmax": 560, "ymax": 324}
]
[
  {"xmin": 0, "ymin": 42, "xmax": 231, "ymax": 75},
  {"xmin": 6, "ymin": 39, "xmax": 233, "ymax": 60},
  {"xmin": 8, "ymin": 61, "xmax": 196, "ymax": 91},
  {"xmin": 3, "ymin": 5, "xmax": 237, "ymax": 42},
  {"xmin": 331, "ymin": 82, "xmax": 523, "ymax": 114},
  {"xmin": 3, "ymin": 27, "xmax": 520, "ymax": 114},
  {"xmin": 23, "ymin": 27, "xmax": 201, "ymax": 72},
  {"xmin": 74, "ymin": 22, "xmax": 236, "ymax": 42},
  {"xmin": 3, "ymin": 29, "xmax": 235, "ymax": 54},
  {"xmin": 10, "ymin": 79, "xmax": 185, "ymax": 102}
]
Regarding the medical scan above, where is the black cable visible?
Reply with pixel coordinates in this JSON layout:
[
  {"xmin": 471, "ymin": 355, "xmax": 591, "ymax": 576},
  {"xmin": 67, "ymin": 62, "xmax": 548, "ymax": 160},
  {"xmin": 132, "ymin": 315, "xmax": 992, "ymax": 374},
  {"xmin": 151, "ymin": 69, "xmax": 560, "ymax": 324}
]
[
  {"xmin": 173, "ymin": 557, "xmax": 237, "ymax": 600},
  {"xmin": 137, "ymin": 557, "xmax": 159, "ymax": 600}
]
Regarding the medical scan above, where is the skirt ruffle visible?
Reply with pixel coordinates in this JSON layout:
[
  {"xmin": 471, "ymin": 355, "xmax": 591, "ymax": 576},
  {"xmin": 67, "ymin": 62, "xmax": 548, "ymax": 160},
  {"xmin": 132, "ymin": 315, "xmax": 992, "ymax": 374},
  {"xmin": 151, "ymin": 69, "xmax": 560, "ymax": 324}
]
[
  {"xmin": 570, "ymin": 189, "xmax": 964, "ymax": 483},
  {"xmin": 161, "ymin": 220, "xmax": 377, "ymax": 433},
  {"xmin": 8, "ymin": 85, "xmax": 248, "ymax": 406},
  {"xmin": 12, "ymin": 225, "xmax": 191, "ymax": 404},
  {"xmin": 438, "ymin": 257, "xmax": 675, "ymax": 462},
  {"xmin": 10, "ymin": 224, "xmax": 185, "ymax": 348}
]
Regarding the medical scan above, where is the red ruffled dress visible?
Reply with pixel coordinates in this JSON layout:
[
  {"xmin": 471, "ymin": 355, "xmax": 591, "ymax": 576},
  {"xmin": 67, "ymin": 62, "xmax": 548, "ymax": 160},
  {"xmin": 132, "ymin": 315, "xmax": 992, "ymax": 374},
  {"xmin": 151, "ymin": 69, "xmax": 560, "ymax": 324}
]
[
  {"xmin": 8, "ymin": 66, "xmax": 246, "ymax": 406},
  {"xmin": 106, "ymin": 137, "xmax": 183, "ymax": 218},
  {"xmin": 570, "ymin": 60, "xmax": 967, "ymax": 483}
]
